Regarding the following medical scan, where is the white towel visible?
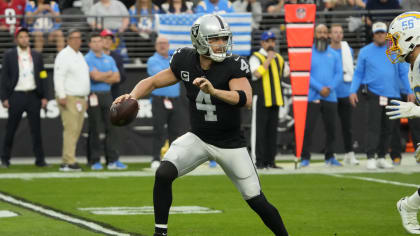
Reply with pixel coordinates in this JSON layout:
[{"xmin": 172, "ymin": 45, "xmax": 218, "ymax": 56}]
[{"xmin": 341, "ymin": 41, "xmax": 354, "ymax": 82}]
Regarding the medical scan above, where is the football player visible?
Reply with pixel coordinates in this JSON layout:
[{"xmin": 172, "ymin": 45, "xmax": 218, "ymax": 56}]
[
  {"xmin": 385, "ymin": 11, "xmax": 420, "ymax": 234},
  {"xmin": 113, "ymin": 14, "xmax": 289, "ymax": 236}
]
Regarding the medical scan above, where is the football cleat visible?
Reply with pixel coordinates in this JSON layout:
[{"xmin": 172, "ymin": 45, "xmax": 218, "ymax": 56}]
[
  {"xmin": 343, "ymin": 152, "xmax": 359, "ymax": 165},
  {"xmin": 397, "ymin": 197, "xmax": 420, "ymax": 234},
  {"xmin": 377, "ymin": 158, "xmax": 393, "ymax": 169},
  {"xmin": 366, "ymin": 158, "xmax": 377, "ymax": 170}
]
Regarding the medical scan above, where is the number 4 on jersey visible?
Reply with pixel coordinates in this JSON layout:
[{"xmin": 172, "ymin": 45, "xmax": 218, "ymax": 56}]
[{"xmin": 196, "ymin": 90, "xmax": 217, "ymax": 122}]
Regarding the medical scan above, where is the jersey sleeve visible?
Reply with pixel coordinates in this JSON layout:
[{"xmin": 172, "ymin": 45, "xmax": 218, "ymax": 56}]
[
  {"xmin": 230, "ymin": 56, "xmax": 252, "ymax": 80},
  {"xmin": 169, "ymin": 48, "xmax": 188, "ymax": 81}
]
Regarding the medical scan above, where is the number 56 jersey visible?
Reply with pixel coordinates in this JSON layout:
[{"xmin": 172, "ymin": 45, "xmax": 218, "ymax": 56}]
[{"xmin": 170, "ymin": 47, "xmax": 252, "ymax": 149}]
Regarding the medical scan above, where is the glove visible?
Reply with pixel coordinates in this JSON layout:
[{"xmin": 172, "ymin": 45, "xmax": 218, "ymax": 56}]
[
  {"xmin": 385, "ymin": 100, "xmax": 420, "ymax": 119},
  {"xmin": 415, "ymin": 143, "xmax": 420, "ymax": 164}
]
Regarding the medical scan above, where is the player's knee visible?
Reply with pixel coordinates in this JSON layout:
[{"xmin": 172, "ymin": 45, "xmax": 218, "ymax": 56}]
[{"xmin": 155, "ymin": 161, "xmax": 178, "ymax": 184}]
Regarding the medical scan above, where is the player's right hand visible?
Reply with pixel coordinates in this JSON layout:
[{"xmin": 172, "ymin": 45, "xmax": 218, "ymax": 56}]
[
  {"xmin": 113, "ymin": 94, "xmax": 133, "ymax": 105},
  {"xmin": 386, "ymin": 100, "xmax": 420, "ymax": 119}
]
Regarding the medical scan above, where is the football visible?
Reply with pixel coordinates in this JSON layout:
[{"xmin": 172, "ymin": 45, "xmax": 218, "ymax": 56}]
[{"xmin": 109, "ymin": 98, "xmax": 139, "ymax": 126}]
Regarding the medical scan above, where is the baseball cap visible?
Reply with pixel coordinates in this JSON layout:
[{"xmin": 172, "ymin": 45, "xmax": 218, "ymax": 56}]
[
  {"xmin": 372, "ymin": 22, "xmax": 387, "ymax": 34},
  {"xmin": 14, "ymin": 27, "xmax": 29, "ymax": 38},
  {"xmin": 261, "ymin": 31, "xmax": 276, "ymax": 41},
  {"xmin": 100, "ymin": 29, "xmax": 114, "ymax": 38}
]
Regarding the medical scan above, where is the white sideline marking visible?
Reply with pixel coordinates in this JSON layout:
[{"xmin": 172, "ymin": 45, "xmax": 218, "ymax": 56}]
[
  {"xmin": 0, "ymin": 210, "xmax": 18, "ymax": 218},
  {"xmin": 0, "ymin": 192, "xmax": 130, "ymax": 236},
  {"xmin": 78, "ymin": 206, "xmax": 222, "ymax": 215},
  {"xmin": 328, "ymin": 174, "xmax": 420, "ymax": 188}
]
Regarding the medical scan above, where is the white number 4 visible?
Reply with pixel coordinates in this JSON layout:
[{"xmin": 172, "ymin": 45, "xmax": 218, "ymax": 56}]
[
  {"xmin": 240, "ymin": 58, "xmax": 250, "ymax": 73},
  {"xmin": 196, "ymin": 90, "xmax": 217, "ymax": 122}
]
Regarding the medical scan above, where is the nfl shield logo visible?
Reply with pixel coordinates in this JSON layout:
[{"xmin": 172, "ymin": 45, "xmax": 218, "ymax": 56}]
[{"xmin": 296, "ymin": 8, "xmax": 307, "ymax": 19}]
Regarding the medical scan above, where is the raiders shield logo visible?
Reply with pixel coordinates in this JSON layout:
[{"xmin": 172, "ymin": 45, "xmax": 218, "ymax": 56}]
[{"xmin": 191, "ymin": 24, "xmax": 199, "ymax": 38}]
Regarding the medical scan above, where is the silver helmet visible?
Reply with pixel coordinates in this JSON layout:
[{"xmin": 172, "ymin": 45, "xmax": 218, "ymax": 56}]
[{"xmin": 191, "ymin": 14, "xmax": 233, "ymax": 62}]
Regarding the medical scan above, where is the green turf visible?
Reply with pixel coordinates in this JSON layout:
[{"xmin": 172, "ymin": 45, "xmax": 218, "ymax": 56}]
[
  {"xmin": 0, "ymin": 170, "xmax": 417, "ymax": 236},
  {"xmin": 0, "ymin": 201, "xmax": 101, "ymax": 236}
]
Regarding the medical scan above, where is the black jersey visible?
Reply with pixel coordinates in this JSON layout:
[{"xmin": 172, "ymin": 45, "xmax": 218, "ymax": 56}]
[{"xmin": 170, "ymin": 47, "xmax": 252, "ymax": 148}]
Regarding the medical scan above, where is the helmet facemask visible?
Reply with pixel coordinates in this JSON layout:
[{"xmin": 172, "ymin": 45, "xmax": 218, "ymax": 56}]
[
  {"xmin": 386, "ymin": 32, "xmax": 405, "ymax": 64},
  {"xmin": 204, "ymin": 33, "xmax": 233, "ymax": 62}
]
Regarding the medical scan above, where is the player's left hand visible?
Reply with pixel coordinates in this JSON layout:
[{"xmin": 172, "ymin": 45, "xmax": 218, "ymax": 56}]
[
  {"xmin": 193, "ymin": 77, "xmax": 215, "ymax": 95},
  {"xmin": 386, "ymin": 100, "xmax": 419, "ymax": 119}
]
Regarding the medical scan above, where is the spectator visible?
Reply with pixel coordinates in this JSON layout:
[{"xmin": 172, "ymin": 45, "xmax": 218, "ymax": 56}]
[
  {"xmin": 366, "ymin": 0, "xmax": 400, "ymax": 27},
  {"xmin": 349, "ymin": 22, "xmax": 411, "ymax": 170},
  {"xmin": 161, "ymin": 0, "xmax": 194, "ymax": 14},
  {"xmin": 147, "ymin": 36, "xmax": 185, "ymax": 169},
  {"xmin": 0, "ymin": 0, "xmax": 26, "ymax": 33},
  {"xmin": 54, "ymin": 29, "xmax": 90, "ymax": 172},
  {"xmin": 84, "ymin": 32, "xmax": 126, "ymax": 170},
  {"xmin": 300, "ymin": 24, "xmax": 343, "ymax": 167},
  {"xmin": 264, "ymin": 0, "xmax": 285, "ymax": 13},
  {"xmin": 100, "ymin": 29, "xmax": 127, "ymax": 99},
  {"xmin": 329, "ymin": 24, "xmax": 359, "ymax": 165},
  {"xmin": 87, "ymin": 0, "xmax": 129, "ymax": 33},
  {"xmin": 129, "ymin": 0, "xmax": 159, "ymax": 40},
  {"xmin": 25, "ymin": 0, "xmax": 65, "ymax": 53},
  {"xmin": 232, "ymin": 0, "xmax": 262, "ymax": 29},
  {"xmin": 0, "ymin": 27, "xmax": 49, "ymax": 168},
  {"xmin": 195, "ymin": 0, "xmax": 234, "ymax": 13},
  {"xmin": 401, "ymin": 0, "xmax": 420, "ymax": 10},
  {"xmin": 249, "ymin": 31, "xmax": 288, "ymax": 169}
]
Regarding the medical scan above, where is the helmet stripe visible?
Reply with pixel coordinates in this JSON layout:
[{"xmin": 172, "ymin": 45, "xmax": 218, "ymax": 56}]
[
  {"xmin": 399, "ymin": 13, "xmax": 420, "ymax": 19},
  {"xmin": 214, "ymin": 15, "xmax": 225, "ymax": 30}
]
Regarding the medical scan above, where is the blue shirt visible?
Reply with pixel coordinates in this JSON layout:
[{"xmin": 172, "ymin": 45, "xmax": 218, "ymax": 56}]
[
  {"xmin": 195, "ymin": 0, "xmax": 234, "ymax": 13},
  {"xmin": 309, "ymin": 46, "xmax": 342, "ymax": 102},
  {"xmin": 129, "ymin": 5, "xmax": 158, "ymax": 29},
  {"xmin": 331, "ymin": 47, "xmax": 354, "ymax": 98},
  {"xmin": 350, "ymin": 43, "xmax": 410, "ymax": 98},
  {"xmin": 25, "ymin": 1, "xmax": 61, "ymax": 32},
  {"xmin": 85, "ymin": 51, "xmax": 119, "ymax": 92},
  {"xmin": 147, "ymin": 52, "xmax": 180, "ymax": 97}
]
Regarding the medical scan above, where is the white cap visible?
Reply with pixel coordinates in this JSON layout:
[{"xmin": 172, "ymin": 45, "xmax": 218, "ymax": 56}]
[{"xmin": 372, "ymin": 22, "xmax": 387, "ymax": 33}]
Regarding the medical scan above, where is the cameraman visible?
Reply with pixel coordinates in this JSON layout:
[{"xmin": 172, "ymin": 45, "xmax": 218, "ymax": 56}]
[{"xmin": 249, "ymin": 30, "xmax": 289, "ymax": 169}]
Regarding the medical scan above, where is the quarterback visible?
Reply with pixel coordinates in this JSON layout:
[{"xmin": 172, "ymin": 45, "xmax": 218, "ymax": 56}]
[
  {"xmin": 114, "ymin": 14, "xmax": 289, "ymax": 236},
  {"xmin": 386, "ymin": 11, "xmax": 420, "ymax": 234}
]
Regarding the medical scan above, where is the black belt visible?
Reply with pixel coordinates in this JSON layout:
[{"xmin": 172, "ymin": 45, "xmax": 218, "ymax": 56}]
[{"xmin": 14, "ymin": 90, "xmax": 35, "ymax": 94}]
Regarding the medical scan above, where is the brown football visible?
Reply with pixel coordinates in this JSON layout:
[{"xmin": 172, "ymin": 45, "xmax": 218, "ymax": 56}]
[{"xmin": 110, "ymin": 98, "xmax": 139, "ymax": 126}]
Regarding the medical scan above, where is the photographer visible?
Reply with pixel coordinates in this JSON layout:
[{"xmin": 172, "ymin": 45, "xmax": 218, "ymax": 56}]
[{"xmin": 249, "ymin": 31, "xmax": 289, "ymax": 169}]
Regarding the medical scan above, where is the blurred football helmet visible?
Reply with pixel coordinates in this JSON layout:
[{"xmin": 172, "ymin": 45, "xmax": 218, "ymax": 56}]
[
  {"xmin": 191, "ymin": 14, "xmax": 233, "ymax": 62},
  {"xmin": 386, "ymin": 12, "xmax": 420, "ymax": 64}
]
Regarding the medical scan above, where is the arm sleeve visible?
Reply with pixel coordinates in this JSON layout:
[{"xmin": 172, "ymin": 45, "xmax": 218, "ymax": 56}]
[
  {"xmin": 399, "ymin": 63, "xmax": 412, "ymax": 94},
  {"xmin": 249, "ymin": 55, "xmax": 261, "ymax": 74},
  {"xmin": 169, "ymin": 48, "xmax": 185, "ymax": 80},
  {"xmin": 350, "ymin": 50, "xmax": 365, "ymax": 94},
  {"xmin": 110, "ymin": 58, "xmax": 118, "ymax": 73},
  {"xmin": 231, "ymin": 56, "xmax": 252, "ymax": 80},
  {"xmin": 331, "ymin": 52, "xmax": 343, "ymax": 89},
  {"xmin": 53, "ymin": 53, "xmax": 68, "ymax": 99},
  {"xmin": 309, "ymin": 75, "xmax": 324, "ymax": 92},
  {"xmin": 0, "ymin": 53, "xmax": 9, "ymax": 101}
]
